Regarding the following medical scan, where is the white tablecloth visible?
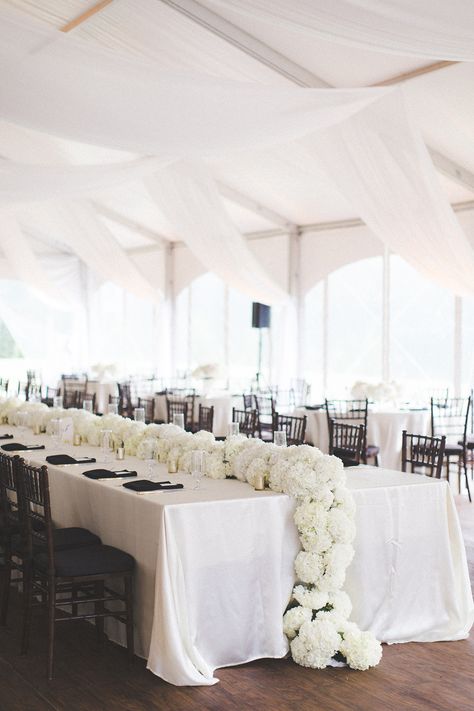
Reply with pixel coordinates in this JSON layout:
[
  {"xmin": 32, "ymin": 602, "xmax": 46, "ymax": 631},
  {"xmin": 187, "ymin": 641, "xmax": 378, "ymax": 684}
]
[
  {"xmin": 6, "ymin": 427, "xmax": 472, "ymax": 686},
  {"xmin": 154, "ymin": 394, "xmax": 233, "ymax": 437},
  {"xmin": 299, "ymin": 408, "xmax": 431, "ymax": 470}
]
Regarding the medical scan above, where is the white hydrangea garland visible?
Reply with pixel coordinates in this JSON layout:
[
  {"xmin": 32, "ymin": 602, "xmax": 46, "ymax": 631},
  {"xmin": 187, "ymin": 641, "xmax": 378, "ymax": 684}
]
[{"xmin": 0, "ymin": 398, "xmax": 382, "ymax": 671}]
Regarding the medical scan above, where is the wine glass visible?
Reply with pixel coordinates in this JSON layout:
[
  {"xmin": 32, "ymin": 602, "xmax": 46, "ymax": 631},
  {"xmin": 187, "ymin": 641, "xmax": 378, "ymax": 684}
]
[
  {"xmin": 100, "ymin": 429, "xmax": 113, "ymax": 464},
  {"xmin": 173, "ymin": 413, "xmax": 185, "ymax": 429},
  {"xmin": 53, "ymin": 395, "xmax": 63, "ymax": 410},
  {"xmin": 274, "ymin": 430, "xmax": 287, "ymax": 447},
  {"xmin": 134, "ymin": 407, "xmax": 145, "ymax": 423},
  {"xmin": 227, "ymin": 422, "xmax": 239, "ymax": 437},
  {"xmin": 191, "ymin": 450, "xmax": 205, "ymax": 490},
  {"xmin": 83, "ymin": 400, "xmax": 94, "ymax": 414}
]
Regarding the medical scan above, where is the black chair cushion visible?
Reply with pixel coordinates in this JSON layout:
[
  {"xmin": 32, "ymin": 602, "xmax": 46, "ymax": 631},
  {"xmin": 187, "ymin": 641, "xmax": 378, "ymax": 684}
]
[
  {"xmin": 11, "ymin": 527, "xmax": 100, "ymax": 556},
  {"xmin": 365, "ymin": 445, "xmax": 380, "ymax": 456},
  {"xmin": 34, "ymin": 544, "xmax": 135, "ymax": 578},
  {"xmin": 444, "ymin": 443, "xmax": 463, "ymax": 455}
]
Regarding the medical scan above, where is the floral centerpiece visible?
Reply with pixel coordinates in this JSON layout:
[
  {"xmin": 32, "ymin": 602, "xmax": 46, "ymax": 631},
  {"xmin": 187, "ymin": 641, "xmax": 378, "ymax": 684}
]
[{"xmin": 0, "ymin": 397, "xmax": 382, "ymax": 671}]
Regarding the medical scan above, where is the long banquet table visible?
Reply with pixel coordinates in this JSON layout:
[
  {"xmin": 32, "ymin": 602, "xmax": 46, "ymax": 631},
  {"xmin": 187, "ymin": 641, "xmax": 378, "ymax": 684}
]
[
  {"xmin": 4, "ymin": 427, "xmax": 472, "ymax": 686},
  {"xmin": 298, "ymin": 407, "xmax": 432, "ymax": 470}
]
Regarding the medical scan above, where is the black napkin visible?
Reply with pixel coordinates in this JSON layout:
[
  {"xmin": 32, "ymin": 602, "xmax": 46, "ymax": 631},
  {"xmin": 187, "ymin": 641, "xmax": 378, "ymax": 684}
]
[
  {"xmin": 1, "ymin": 443, "xmax": 45, "ymax": 452},
  {"xmin": 123, "ymin": 479, "xmax": 183, "ymax": 492},
  {"xmin": 0, "ymin": 434, "xmax": 14, "ymax": 440},
  {"xmin": 83, "ymin": 468, "xmax": 137, "ymax": 480},
  {"xmin": 46, "ymin": 454, "xmax": 96, "ymax": 465}
]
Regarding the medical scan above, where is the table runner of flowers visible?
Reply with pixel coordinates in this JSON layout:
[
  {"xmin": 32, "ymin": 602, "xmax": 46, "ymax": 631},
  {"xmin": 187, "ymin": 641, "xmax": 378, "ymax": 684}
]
[{"xmin": 0, "ymin": 398, "xmax": 382, "ymax": 671}]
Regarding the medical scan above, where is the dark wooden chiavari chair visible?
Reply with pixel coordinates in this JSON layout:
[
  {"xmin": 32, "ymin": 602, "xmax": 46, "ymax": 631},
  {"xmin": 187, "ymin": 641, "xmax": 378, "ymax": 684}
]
[
  {"xmin": 232, "ymin": 408, "xmax": 257, "ymax": 438},
  {"xmin": 138, "ymin": 396, "xmax": 155, "ymax": 424},
  {"xmin": 254, "ymin": 394, "xmax": 276, "ymax": 441},
  {"xmin": 242, "ymin": 394, "xmax": 255, "ymax": 411},
  {"xmin": 41, "ymin": 386, "xmax": 59, "ymax": 408},
  {"xmin": 0, "ymin": 453, "xmax": 22, "ymax": 625},
  {"xmin": 62, "ymin": 377, "xmax": 87, "ymax": 409},
  {"xmin": 166, "ymin": 396, "xmax": 194, "ymax": 431},
  {"xmin": 74, "ymin": 391, "xmax": 97, "ymax": 412},
  {"xmin": 117, "ymin": 381, "xmax": 137, "ymax": 418},
  {"xmin": 197, "ymin": 405, "xmax": 214, "ymax": 433},
  {"xmin": 273, "ymin": 412, "xmax": 307, "ymax": 446},
  {"xmin": 401, "ymin": 430, "xmax": 446, "ymax": 478},
  {"xmin": 19, "ymin": 459, "xmax": 134, "ymax": 679},
  {"xmin": 328, "ymin": 421, "xmax": 365, "ymax": 467},
  {"xmin": 431, "ymin": 395, "xmax": 472, "ymax": 501},
  {"xmin": 325, "ymin": 398, "xmax": 379, "ymax": 465}
]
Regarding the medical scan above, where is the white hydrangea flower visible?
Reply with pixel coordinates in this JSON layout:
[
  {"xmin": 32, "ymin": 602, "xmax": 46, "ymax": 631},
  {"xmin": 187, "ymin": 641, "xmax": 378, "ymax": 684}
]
[
  {"xmin": 282, "ymin": 606, "xmax": 312, "ymax": 639},
  {"xmin": 326, "ymin": 508, "xmax": 356, "ymax": 545},
  {"xmin": 339, "ymin": 629, "xmax": 383, "ymax": 670},
  {"xmin": 292, "ymin": 585, "xmax": 329, "ymax": 611},
  {"xmin": 290, "ymin": 618, "xmax": 341, "ymax": 669},
  {"xmin": 294, "ymin": 551, "xmax": 324, "ymax": 585}
]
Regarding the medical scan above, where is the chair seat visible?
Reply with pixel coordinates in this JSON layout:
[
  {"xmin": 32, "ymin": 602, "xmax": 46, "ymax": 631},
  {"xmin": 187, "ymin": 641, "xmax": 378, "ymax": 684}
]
[
  {"xmin": 12, "ymin": 527, "xmax": 100, "ymax": 556},
  {"xmin": 365, "ymin": 444, "xmax": 380, "ymax": 456},
  {"xmin": 34, "ymin": 543, "xmax": 135, "ymax": 578},
  {"xmin": 444, "ymin": 443, "xmax": 463, "ymax": 455}
]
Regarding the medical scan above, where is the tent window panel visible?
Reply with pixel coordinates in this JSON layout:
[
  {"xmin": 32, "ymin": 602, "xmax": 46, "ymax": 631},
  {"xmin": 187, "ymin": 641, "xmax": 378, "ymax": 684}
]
[
  {"xmin": 462, "ymin": 295, "xmax": 474, "ymax": 393},
  {"xmin": 326, "ymin": 257, "xmax": 383, "ymax": 397},
  {"xmin": 390, "ymin": 256, "xmax": 453, "ymax": 397},
  {"xmin": 189, "ymin": 273, "xmax": 225, "ymax": 370},
  {"xmin": 228, "ymin": 287, "xmax": 259, "ymax": 387},
  {"xmin": 175, "ymin": 287, "xmax": 190, "ymax": 375},
  {"xmin": 303, "ymin": 281, "xmax": 324, "ymax": 398}
]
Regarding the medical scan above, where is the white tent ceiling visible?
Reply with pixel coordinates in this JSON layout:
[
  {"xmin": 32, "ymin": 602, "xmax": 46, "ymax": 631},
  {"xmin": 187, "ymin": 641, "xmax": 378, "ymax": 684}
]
[{"xmin": 1, "ymin": 0, "xmax": 474, "ymax": 296}]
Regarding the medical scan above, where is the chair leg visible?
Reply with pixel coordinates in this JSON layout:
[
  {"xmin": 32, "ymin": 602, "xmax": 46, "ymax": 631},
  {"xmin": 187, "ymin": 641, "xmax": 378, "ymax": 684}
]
[
  {"xmin": 124, "ymin": 575, "xmax": 134, "ymax": 663},
  {"xmin": 0, "ymin": 545, "xmax": 12, "ymax": 626},
  {"xmin": 462, "ymin": 454, "xmax": 472, "ymax": 503},
  {"xmin": 95, "ymin": 581, "xmax": 105, "ymax": 645},
  {"xmin": 47, "ymin": 576, "xmax": 56, "ymax": 681},
  {"xmin": 20, "ymin": 564, "xmax": 33, "ymax": 655},
  {"xmin": 71, "ymin": 583, "xmax": 78, "ymax": 618},
  {"xmin": 374, "ymin": 454, "xmax": 379, "ymax": 467}
]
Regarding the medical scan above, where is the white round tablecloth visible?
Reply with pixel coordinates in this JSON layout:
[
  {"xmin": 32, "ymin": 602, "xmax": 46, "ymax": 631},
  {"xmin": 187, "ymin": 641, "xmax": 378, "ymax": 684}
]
[{"xmin": 298, "ymin": 408, "xmax": 432, "ymax": 470}]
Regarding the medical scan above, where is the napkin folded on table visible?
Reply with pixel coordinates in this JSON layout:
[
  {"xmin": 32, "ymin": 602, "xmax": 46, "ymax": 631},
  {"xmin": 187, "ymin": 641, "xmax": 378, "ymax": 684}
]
[
  {"xmin": 0, "ymin": 434, "xmax": 14, "ymax": 440},
  {"xmin": 122, "ymin": 479, "xmax": 184, "ymax": 492},
  {"xmin": 46, "ymin": 454, "xmax": 96, "ymax": 465},
  {"xmin": 1, "ymin": 443, "xmax": 45, "ymax": 451},
  {"xmin": 83, "ymin": 468, "xmax": 137, "ymax": 480}
]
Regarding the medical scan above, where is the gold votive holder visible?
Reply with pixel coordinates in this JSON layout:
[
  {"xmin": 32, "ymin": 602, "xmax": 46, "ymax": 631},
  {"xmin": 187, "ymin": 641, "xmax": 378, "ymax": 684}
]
[
  {"xmin": 254, "ymin": 474, "xmax": 265, "ymax": 491},
  {"xmin": 73, "ymin": 433, "xmax": 81, "ymax": 446},
  {"xmin": 116, "ymin": 447, "xmax": 125, "ymax": 461},
  {"xmin": 33, "ymin": 424, "xmax": 41, "ymax": 435},
  {"xmin": 167, "ymin": 457, "xmax": 177, "ymax": 474}
]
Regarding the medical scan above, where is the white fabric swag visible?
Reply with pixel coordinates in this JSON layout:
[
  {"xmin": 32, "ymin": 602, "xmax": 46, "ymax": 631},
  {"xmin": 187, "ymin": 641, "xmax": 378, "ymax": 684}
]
[
  {"xmin": 206, "ymin": 0, "xmax": 474, "ymax": 60},
  {"xmin": 147, "ymin": 163, "xmax": 287, "ymax": 305}
]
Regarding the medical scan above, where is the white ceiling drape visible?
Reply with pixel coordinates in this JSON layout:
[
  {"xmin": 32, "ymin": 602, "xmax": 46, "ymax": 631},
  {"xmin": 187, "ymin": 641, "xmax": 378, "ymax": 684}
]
[{"xmin": 206, "ymin": 0, "xmax": 474, "ymax": 60}]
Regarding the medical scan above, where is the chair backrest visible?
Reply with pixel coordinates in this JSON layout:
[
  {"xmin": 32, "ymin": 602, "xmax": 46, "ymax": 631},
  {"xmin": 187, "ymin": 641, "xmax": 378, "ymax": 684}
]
[
  {"xmin": 254, "ymin": 394, "xmax": 275, "ymax": 418},
  {"xmin": 243, "ymin": 394, "xmax": 255, "ymax": 411},
  {"xmin": 325, "ymin": 398, "xmax": 369, "ymax": 426},
  {"xmin": 328, "ymin": 421, "xmax": 365, "ymax": 467},
  {"xmin": 273, "ymin": 412, "xmax": 307, "ymax": 446},
  {"xmin": 138, "ymin": 396, "xmax": 155, "ymax": 424},
  {"xmin": 75, "ymin": 391, "xmax": 97, "ymax": 412},
  {"xmin": 431, "ymin": 396, "xmax": 471, "ymax": 444},
  {"xmin": 62, "ymin": 377, "xmax": 87, "ymax": 408},
  {"xmin": 198, "ymin": 405, "xmax": 214, "ymax": 433},
  {"xmin": 0, "ymin": 452, "xmax": 21, "ymax": 529},
  {"xmin": 401, "ymin": 430, "xmax": 446, "ymax": 478},
  {"xmin": 167, "ymin": 397, "xmax": 193, "ymax": 429},
  {"xmin": 232, "ymin": 408, "xmax": 257, "ymax": 438},
  {"xmin": 17, "ymin": 459, "xmax": 55, "ymax": 569}
]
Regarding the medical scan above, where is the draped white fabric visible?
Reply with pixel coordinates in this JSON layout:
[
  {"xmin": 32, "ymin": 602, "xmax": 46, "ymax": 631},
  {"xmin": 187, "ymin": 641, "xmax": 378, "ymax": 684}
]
[
  {"xmin": 147, "ymin": 163, "xmax": 287, "ymax": 304},
  {"xmin": 206, "ymin": 0, "xmax": 474, "ymax": 60},
  {"xmin": 22, "ymin": 201, "xmax": 162, "ymax": 304},
  {"xmin": 304, "ymin": 90, "xmax": 474, "ymax": 296},
  {"xmin": 0, "ymin": 210, "xmax": 64, "ymax": 305}
]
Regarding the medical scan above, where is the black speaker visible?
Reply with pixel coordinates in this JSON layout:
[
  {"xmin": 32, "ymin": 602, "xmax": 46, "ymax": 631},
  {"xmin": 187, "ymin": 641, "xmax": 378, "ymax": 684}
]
[{"xmin": 252, "ymin": 302, "xmax": 271, "ymax": 328}]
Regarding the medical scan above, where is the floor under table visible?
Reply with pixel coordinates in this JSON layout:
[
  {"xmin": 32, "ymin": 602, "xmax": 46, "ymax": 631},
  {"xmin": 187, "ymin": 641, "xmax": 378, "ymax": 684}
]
[{"xmin": 0, "ymin": 496, "xmax": 473, "ymax": 711}]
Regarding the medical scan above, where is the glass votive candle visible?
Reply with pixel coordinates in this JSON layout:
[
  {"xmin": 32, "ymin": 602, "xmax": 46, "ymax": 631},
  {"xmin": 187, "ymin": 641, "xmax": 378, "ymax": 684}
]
[
  {"xmin": 274, "ymin": 430, "xmax": 287, "ymax": 447},
  {"xmin": 172, "ymin": 413, "xmax": 185, "ymax": 429},
  {"xmin": 134, "ymin": 407, "xmax": 145, "ymax": 423},
  {"xmin": 73, "ymin": 433, "xmax": 81, "ymax": 446},
  {"xmin": 254, "ymin": 473, "xmax": 265, "ymax": 491},
  {"xmin": 227, "ymin": 422, "xmax": 239, "ymax": 437}
]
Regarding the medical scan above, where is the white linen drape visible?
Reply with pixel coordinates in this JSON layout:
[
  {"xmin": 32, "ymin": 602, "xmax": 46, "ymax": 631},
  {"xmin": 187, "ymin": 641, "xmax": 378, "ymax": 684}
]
[
  {"xmin": 147, "ymin": 163, "xmax": 287, "ymax": 304},
  {"xmin": 304, "ymin": 90, "xmax": 474, "ymax": 296},
  {"xmin": 206, "ymin": 0, "xmax": 474, "ymax": 60},
  {"xmin": 22, "ymin": 202, "xmax": 161, "ymax": 303}
]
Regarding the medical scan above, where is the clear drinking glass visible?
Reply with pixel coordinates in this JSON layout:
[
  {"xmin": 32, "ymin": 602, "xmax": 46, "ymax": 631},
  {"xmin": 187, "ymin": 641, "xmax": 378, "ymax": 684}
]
[
  {"xmin": 16, "ymin": 411, "xmax": 29, "ymax": 435},
  {"xmin": 134, "ymin": 407, "xmax": 145, "ymax": 423},
  {"xmin": 53, "ymin": 395, "xmax": 63, "ymax": 410},
  {"xmin": 50, "ymin": 418, "xmax": 62, "ymax": 447},
  {"xmin": 227, "ymin": 422, "xmax": 239, "ymax": 437},
  {"xmin": 83, "ymin": 400, "xmax": 93, "ymax": 413},
  {"xmin": 191, "ymin": 450, "xmax": 205, "ymax": 490},
  {"xmin": 142, "ymin": 440, "xmax": 157, "ymax": 479},
  {"xmin": 107, "ymin": 403, "xmax": 118, "ymax": 415},
  {"xmin": 173, "ymin": 413, "xmax": 185, "ymax": 429},
  {"xmin": 100, "ymin": 429, "xmax": 113, "ymax": 463},
  {"xmin": 274, "ymin": 430, "xmax": 287, "ymax": 447}
]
